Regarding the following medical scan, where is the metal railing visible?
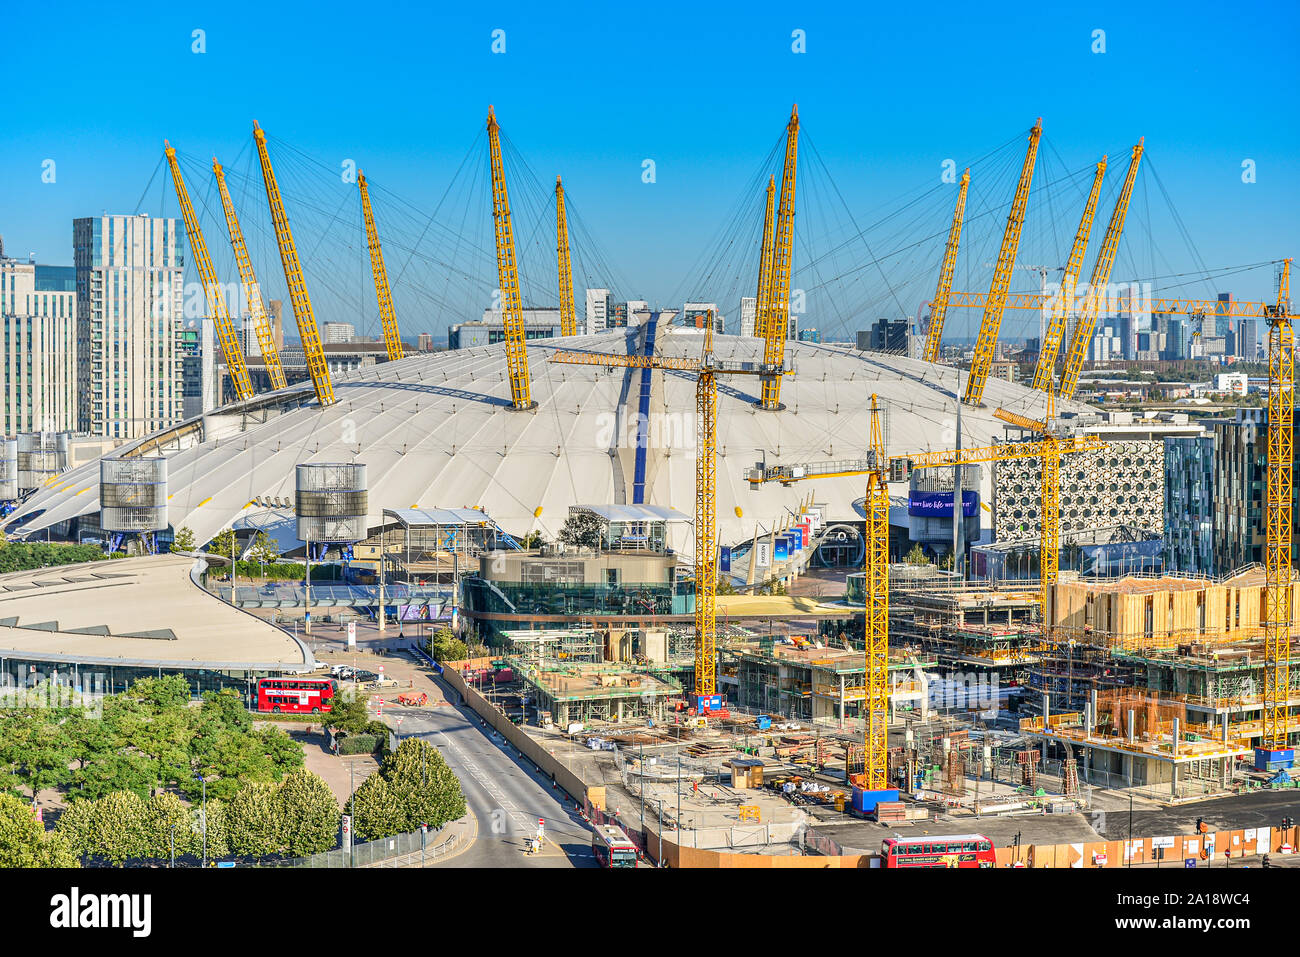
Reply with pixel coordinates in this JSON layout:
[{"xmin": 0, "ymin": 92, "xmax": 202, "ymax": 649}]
[{"xmin": 261, "ymin": 824, "xmax": 455, "ymax": 868}]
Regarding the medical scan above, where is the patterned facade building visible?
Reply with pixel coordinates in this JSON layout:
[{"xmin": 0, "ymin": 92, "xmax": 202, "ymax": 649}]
[{"xmin": 993, "ymin": 440, "xmax": 1165, "ymax": 544}]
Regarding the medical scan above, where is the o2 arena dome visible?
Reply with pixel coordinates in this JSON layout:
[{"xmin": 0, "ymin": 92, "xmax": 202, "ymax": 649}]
[{"xmin": 3, "ymin": 322, "xmax": 1088, "ymax": 558}]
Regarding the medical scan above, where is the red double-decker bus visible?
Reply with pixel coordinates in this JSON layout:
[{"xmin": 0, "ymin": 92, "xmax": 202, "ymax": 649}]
[
  {"xmin": 592, "ymin": 824, "xmax": 638, "ymax": 868},
  {"xmin": 257, "ymin": 677, "xmax": 335, "ymax": 714},
  {"xmin": 881, "ymin": 834, "xmax": 996, "ymax": 868}
]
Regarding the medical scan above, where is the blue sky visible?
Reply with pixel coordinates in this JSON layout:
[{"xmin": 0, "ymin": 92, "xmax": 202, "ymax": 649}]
[{"xmin": 3, "ymin": 0, "xmax": 1298, "ymax": 337}]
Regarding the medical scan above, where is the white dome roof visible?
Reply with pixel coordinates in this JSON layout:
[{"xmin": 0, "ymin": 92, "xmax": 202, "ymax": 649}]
[{"xmin": 5, "ymin": 324, "xmax": 1087, "ymax": 557}]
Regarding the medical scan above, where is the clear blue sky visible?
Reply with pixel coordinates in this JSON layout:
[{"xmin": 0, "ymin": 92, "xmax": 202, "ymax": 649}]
[{"xmin": 3, "ymin": 0, "xmax": 1298, "ymax": 334}]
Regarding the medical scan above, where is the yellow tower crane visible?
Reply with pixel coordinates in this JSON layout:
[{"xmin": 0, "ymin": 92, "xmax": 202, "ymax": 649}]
[
  {"xmin": 549, "ymin": 314, "xmax": 789, "ymax": 707},
  {"xmin": 745, "ymin": 416, "xmax": 1105, "ymax": 798},
  {"xmin": 486, "ymin": 106, "xmax": 535, "ymax": 411},
  {"xmin": 1261, "ymin": 257, "xmax": 1295, "ymax": 763},
  {"xmin": 556, "ymin": 176, "xmax": 578, "ymax": 337},
  {"xmin": 964, "ymin": 119, "xmax": 1042, "ymax": 407},
  {"xmin": 861, "ymin": 395, "xmax": 890, "ymax": 793},
  {"xmin": 252, "ymin": 121, "xmax": 336, "ymax": 407},
  {"xmin": 922, "ymin": 167, "xmax": 970, "ymax": 363},
  {"xmin": 163, "ymin": 142, "xmax": 254, "ymax": 403},
  {"xmin": 357, "ymin": 171, "xmax": 405, "ymax": 362},
  {"xmin": 212, "ymin": 158, "xmax": 288, "ymax": 392},
  {"xmin": 754, "ymin": 176, "xmax": 776, "ymax": 340},
  {"xmin": 760, "ymin": 106, "xmax": 800, "ymax": 411},
  {"xmin": 1057, "ymin": 139, "xmax": 1143, "ymax": 399},
  {"xmin": 1030, "ymin": 156, "xmax": 1107, "ymax": 393}
]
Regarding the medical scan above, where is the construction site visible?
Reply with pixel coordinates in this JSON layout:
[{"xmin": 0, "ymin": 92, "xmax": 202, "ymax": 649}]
[{"xmin": 0, "ymin": 77, "xmax": 1294, "ymax": 870}]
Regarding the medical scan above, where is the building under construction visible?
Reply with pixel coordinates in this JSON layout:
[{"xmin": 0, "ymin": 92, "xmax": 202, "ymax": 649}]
[{"xmin": 1019, "ymin": 567, "xmax": 1300, "ymax": 794}]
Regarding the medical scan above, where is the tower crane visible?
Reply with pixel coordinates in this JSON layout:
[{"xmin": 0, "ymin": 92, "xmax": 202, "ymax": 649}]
[
  {"xmin": 357, "ymin": 171, "xmax": 405, "ymax": 362},
  {"xmin": 754, "ymin": 176, "xmax": 776, "ymax": 340},
  {"xmin": 1030, "ymin": 157, "xmax": 1106, "ymax": 394},
  {"xmin": 253, "ymin": 121, "xmax": 336, "ymax": 407},
  {"xmin": 163, "ymin": 141, "xmax": 254, "ymax": 403},
  {"xmin": 745, "ymin": 403, "xmax": 1104, "ymax": 806},
  {"xmin": 946, "ymin": 139, "xmax": 1144, "ymax": 401},
  {"xmin": 549, "ymin": 314, "xmax": 790, "ymax": 708},
  {"xmin": 486, "ymin": 106, "xmax": 535, "ymax": 411},
  {"xmin": 1057, "ymin": 139, "xmax": 1143, "ymax": 399},
  {"xmin": 760, "ymin": 106, "xmax": 800, "ymax": 411},
  {"xmin": 921, "ymin": 167, "xmax": 970, "ymax": 363},
  {"xmin": 1261, "ymin": 257, "xmax": 1295, "ymax": 767},
  {"xmin": 964, "ymin": 120, "xmax": 1042, "ymax": 407},
  {"xmin": 556, "ymin": 177, "xmax": 578, "ymax": 337},
  {"xmin": 212, "ymin": 157, "xmax": 288, "ymax": 392}
]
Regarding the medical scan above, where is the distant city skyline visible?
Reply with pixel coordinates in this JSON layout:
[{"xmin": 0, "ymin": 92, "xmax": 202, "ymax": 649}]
[{"xmin": 3, "ymin": 1, "xmax": 1298, "ymax": 344}]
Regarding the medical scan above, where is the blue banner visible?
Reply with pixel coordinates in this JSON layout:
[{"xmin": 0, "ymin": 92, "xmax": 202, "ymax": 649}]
[
  {"xmin": 907, "ymin": 490, "xmax": 978, "ymax": 518},
  {"xmin": 719, "ymin": 545, "xmax": 732, "ymax": 573},
  {"xmin": 773, "ymin": 538, "xmax": 789, "ymax": 562}
]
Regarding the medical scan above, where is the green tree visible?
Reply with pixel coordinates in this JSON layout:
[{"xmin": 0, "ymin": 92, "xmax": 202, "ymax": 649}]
[
  {"xmin": 716, "ymin": 576, "xmax": 738, "ymax": 595},
  {"xmin": 247, "ymin": 531, "xmax": 280, "ymax": 566},
  {"xmin": 905, "ymin": 543, "xmax": 930, "ymax": 565},
  {"xmin": 520, "ymin": 530, "xmax": 545, "ymax": 550},
  {"xmin": 427, "ymin": 627, "xmax": 468, "ymax": 662},
  {"xmin": 347, "ymin": 739, "xmax": 466, "ymax": 841},
  {"xmin": 226, "ymin": 782, "xmax": 283, "ymax": 857},
  {"xmin": 170, "ymin": 526, "xmax": 196, "ymax": 554},
  {"xmin": 346, "ymin": 773, "xmax": 403, "ymax": 843},
  {"xmin": 557, "ymin": 512, "xmax": 602, "ymax": 550},
  {"xmin": 0, "ymin": 794, "xmax": 78, "ymax": 868},
  {"xmin": 275, "ymin": 770, "xmax": 340, "ymax": 856},
  {"xmin": 326, "ymin": 685, "xmax": 372, "ymax": 736},
  {"xmin": 144, "ymin": 792, "xmax": 200, "ymax": 860},
  {"xmin": 208, "ymin": 528, "xmax": 238, "ymax": 559},
  {"xmin": 57, "ymin": 790, "xmax": 151, "ymax": 864}
]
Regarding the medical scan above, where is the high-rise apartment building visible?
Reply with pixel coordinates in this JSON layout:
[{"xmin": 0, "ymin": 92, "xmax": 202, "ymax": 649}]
[
  {"xmin": 740, "ymin": 297, "xmax": 757, "ymax": 337},
  {"xmin": 73, "ymin": 215, "xmax": 186, "ymax": 438},
  {"xmin": 585, "ymin": 288, "xmax": 610, "ymax": 335},
  {"xmin": 0, "ymin": 256, "xmax": 78, "ymax": 434},
  {"xmin": 1163, "ymin": 434, "xmax": 1216, "ymax": 575},
  {"xmin": 322, "ymin": 321, "xmax": 355, "ymax": 344}
]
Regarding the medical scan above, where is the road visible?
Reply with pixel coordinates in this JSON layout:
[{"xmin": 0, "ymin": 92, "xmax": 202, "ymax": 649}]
[{"xmin": 384, "ymin": 680, "xmax": 597, "ymax": 868}]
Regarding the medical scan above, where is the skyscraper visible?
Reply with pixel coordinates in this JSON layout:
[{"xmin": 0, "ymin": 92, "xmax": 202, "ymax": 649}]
[
  {"xmin": 0, "ymin": 255, "xmax": 77, "ymax": 434},
  {"xmin": 73, "ymin": 214, "xmax": 186, "ymax": 438}
]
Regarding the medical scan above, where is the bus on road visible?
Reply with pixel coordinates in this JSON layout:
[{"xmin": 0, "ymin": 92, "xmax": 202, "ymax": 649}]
[
  {"xmin": 257, "ymin": 677, "xmax": 335, "ymax": 715},
  {"xmin": 592, "ymin": 824, "xmax": 638, "ymax": 868},
  {"xmin": 881, "ymin": 834, "xmax": 996, "ymax": 868}
]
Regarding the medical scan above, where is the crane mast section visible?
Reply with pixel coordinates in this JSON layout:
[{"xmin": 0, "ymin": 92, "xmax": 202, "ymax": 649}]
[
  {"xmin": 1032, "ymin": 157, "xmax": 1106, "ymax": 393},
  {"xmin": 1263, "ymin": 258, "xmax": 1294, "ymax": 752},
  {"xmin": 964, "ymin": 120, "xmax": 1042, "ymax": 406},
  {"xmin": 253, "ymin": 123, "xmax": 336, "ymax": 407},
  {"xmin": 922, "ymin": 168, "xmax": 970, "ymax": 363},
  {"xmin": 755, "ymin": 177, "xmax": 777, "ymax": 340},
  {"xmin": 760, "ymin": 107, "xmax": 800, "ymax": 410},
  {"xmin": 556, "ymin": 178, "xmax": 577, "ymax": 337},
  {"xmin": 1059, "ymin": 140, "xmax": 1144, "ymax": 400},
  {"xmin": 357, "ymin": 171, "xmax": 405, "ymax": 362},
  {"xmin": 213, "ymin": 158, "xmax": 287, "ymax": 392},
  {"xmin": 487, "ymin": 107, "xmax": 535, "ymax": 410},
  {"xmin": 164, "ymin": 144, "xmax": 254, "ymax": 403}
]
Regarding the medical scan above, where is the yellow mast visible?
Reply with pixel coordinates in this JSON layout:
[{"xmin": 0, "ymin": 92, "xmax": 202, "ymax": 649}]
[
  {"xmin": 556, "ymin": 176, "xmax": 577, "ymax": 337},
  {"xmin": 922, "ymin": 168, "xmax": 970, "ymax": 363},
  {"xmin": 486, "ymin": 106, "xmax": 535, "ymax": 411},
  {"xmin": 1032, "ymin": 156, "xmax": 1106, "ymax": 394},
  {"xmin": 695, "ymin": 319, "xmax": 719, "ymax": 702},
  {"xmin": 1059, "ymin": 139, "xmax": 1144, "ymax": 400},
  {"xmin": 357, "ymin": 171, "xmax": 405, "ymax": 362},
  {"xmin": 252, "ymin": 121, "xmax": 336, "ymax": 407},
  {"xmin": 164, "ymin": 142, "xmax": 254, "ymax": 403},
  {"xmin": 1263, "ymin": 258, "xmax": 1295, "ymax": 754},
  {"xmin": 213, "ymin": 157, "xmax": 288, "ymax": 392},
  {"xmin": 760, "ymin": 106, "xmax": 800, "ymax": 410},
  {"xmin": 862, "ymin": 395, "xmax": 890, "ymax": 792},
  {"xmin": 964, "ymin": 119, "xmax": 1043, "ymax": 406},
  {"xmin": 755, "ymin": 176, "xmax": 776, "ymax": 340}
]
